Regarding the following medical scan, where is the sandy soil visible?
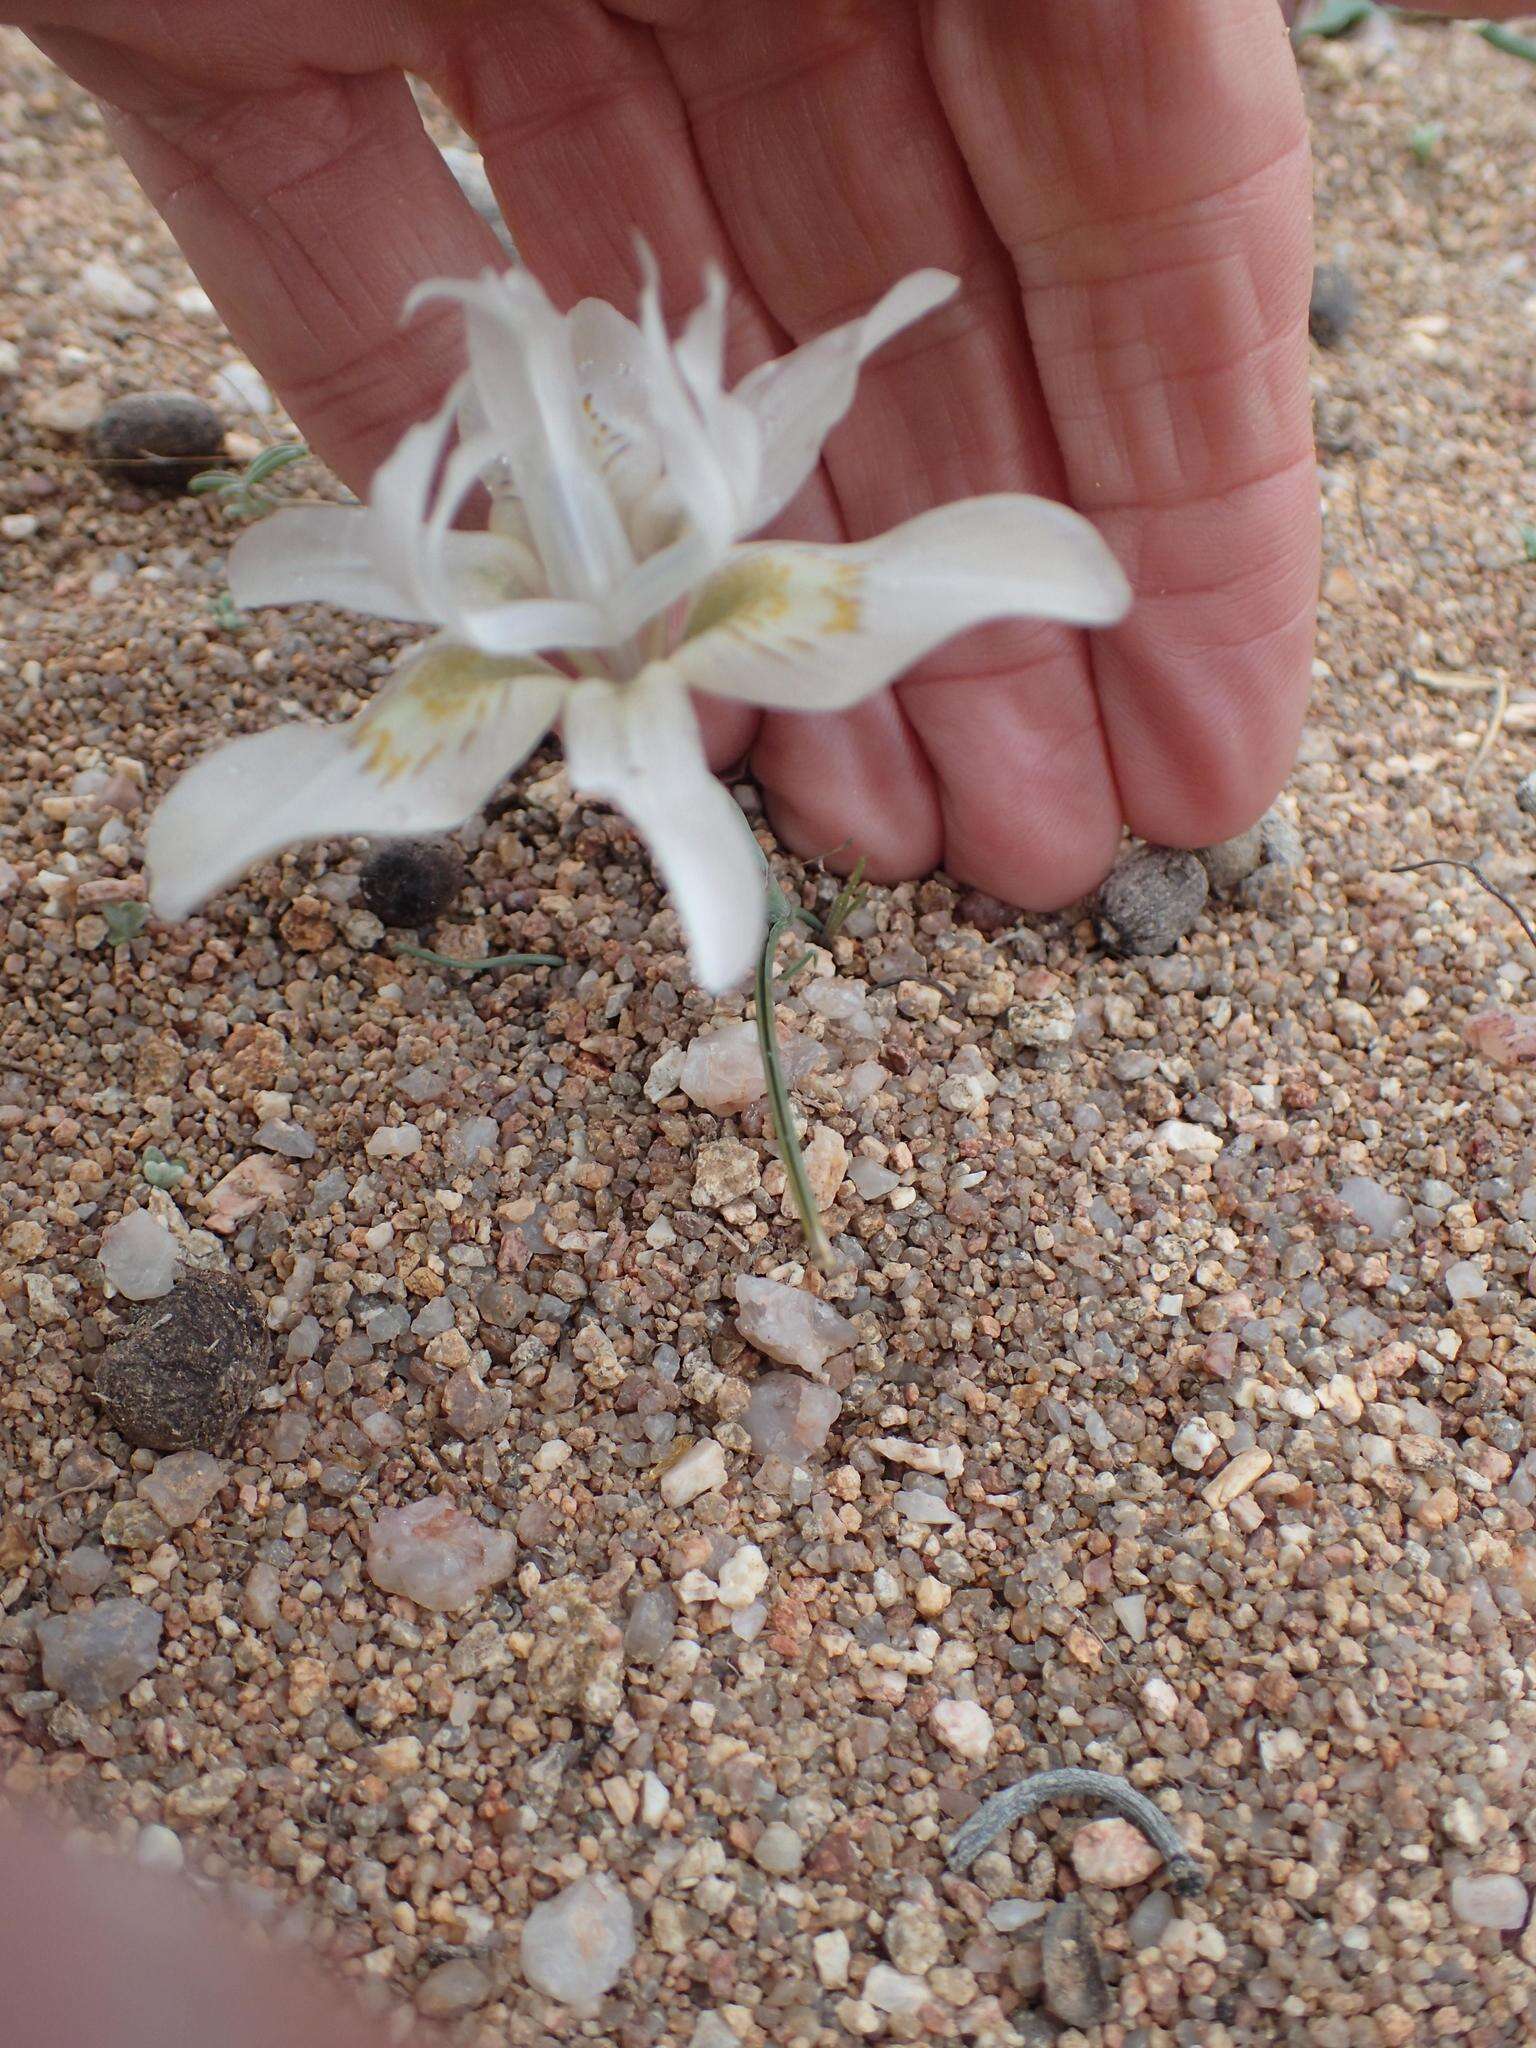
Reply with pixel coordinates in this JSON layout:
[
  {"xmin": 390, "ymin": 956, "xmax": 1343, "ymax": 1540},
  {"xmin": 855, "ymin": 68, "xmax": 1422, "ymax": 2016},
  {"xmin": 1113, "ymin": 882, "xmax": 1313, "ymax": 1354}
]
[{"xmin": 1, "ymin": 19, "xmax": 1534, "ymax": 2047}]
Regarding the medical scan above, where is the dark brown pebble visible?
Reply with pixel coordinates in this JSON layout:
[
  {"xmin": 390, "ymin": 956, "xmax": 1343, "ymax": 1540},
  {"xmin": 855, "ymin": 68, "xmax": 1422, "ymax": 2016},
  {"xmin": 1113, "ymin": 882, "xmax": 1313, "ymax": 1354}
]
[
  {"xmin": 87, "ymin": 392, "xmax": 226, "ymax": 491},
  {"xmin": 93, "ymin": 1270, "xmax": 272, "ymax": 1451},
  {"xmin": 359, "ymin": 840, "xmax": 465, "ymax": 928}
]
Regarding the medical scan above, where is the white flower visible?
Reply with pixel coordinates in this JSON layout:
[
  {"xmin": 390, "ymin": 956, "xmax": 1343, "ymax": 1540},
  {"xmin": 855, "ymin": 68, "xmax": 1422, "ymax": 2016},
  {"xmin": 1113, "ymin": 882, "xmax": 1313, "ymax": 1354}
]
[{"xmin": 147, "ymin": 255, "xmax": 1130, "ymax": 990}]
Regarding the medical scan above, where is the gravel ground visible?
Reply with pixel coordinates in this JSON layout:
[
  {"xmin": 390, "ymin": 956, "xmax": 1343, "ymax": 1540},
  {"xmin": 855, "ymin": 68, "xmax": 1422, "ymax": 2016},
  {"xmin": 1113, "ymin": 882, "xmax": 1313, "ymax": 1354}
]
[{"xmin": 2, "ymin": 22, "xmax": 1535, "ymax": 2048}]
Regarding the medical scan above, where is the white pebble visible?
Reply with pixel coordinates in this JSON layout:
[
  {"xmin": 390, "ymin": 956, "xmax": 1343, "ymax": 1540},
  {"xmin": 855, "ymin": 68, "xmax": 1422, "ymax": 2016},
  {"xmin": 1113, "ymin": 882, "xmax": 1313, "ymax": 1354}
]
[
  {"xmin": 659, "ymin": 1438, "xmax": 726, "ymax": 1508},
  {"xmin": 81, "ymin": 259, "xmax": 156, "ymax": 318},
  {"xmin": 930, "ymin": 1698, "xmax": 993, "ymax": 1762},
  {"xmin": 99, "ymin": 1210, "xmax": 179, "ymax": 1300}
]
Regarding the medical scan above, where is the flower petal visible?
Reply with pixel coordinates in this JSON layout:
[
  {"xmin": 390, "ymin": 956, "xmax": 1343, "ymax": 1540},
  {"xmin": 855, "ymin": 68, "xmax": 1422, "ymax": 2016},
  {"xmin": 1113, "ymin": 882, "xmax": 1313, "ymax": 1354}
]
[
  {"xmin": 147, "ymin": 640, "xmax": 567, "ymax": 919},
  {"xmin": 735, "ymin": 269, "xmax": 958, "ymax": 531},
  {"xmin": 633, "ymin": 246, "xmax": 742, "ymax": 566},
  {"xmin": 562, "ymin": 672, "xmax": 764, "ymax": 992},
  {"xmin": 663, "ymin": 495, "xmax": 1132, "ymax": 713},
  {"xmin": 413, "ymin": 271, "xmax": 634, "ymax": 604},
  {"xmin": 567, "ymin": 296, "xmax": 664, "ymax": 523},
  {"xmin": 228, "ymin": 506, "xmax": 432, "ymax": 621}
]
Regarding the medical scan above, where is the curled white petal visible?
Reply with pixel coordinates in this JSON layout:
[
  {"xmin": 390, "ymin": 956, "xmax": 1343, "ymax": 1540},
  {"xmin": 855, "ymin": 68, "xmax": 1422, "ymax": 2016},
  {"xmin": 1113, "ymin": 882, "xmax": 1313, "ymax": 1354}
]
[
  {"xmin": 735, "ymin": 268, "xmax": 958, "ymax": 530},
  {"xmin": 662, "ymin": 494, "xmax": 1131, "ymax": 714},
  {"xmin": 414, "ymin": 270, "xmax": 634, "ymax": 604},
  {"xmin": 562, "ymin": 671, "xmax": 764, "ymax": 992},
  {"xmin": 147, "ymin": 640, "xmax": 567, "ymax": 919}
]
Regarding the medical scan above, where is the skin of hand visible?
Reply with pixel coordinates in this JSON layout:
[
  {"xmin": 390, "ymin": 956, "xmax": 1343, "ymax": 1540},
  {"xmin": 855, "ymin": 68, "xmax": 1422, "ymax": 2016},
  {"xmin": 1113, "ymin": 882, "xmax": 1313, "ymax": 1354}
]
[
  {"xmin": 0, "ymin": 1812, "xmax": 433, "ymax": 2048},
  {"xmin": 2, "ymin": 0, "xmax": 1523, "ymax": 911}
]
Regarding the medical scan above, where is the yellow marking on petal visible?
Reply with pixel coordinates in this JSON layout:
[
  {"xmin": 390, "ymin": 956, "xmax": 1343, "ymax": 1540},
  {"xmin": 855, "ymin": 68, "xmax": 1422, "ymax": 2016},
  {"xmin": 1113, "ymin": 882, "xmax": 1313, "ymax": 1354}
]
[
  {"xmin": 346, "ymin": 647, "xmax": 541, "ymax": 787},
  {"xmin": 684, "ymin": 552, "xmax": 865, "ymax": 648}
]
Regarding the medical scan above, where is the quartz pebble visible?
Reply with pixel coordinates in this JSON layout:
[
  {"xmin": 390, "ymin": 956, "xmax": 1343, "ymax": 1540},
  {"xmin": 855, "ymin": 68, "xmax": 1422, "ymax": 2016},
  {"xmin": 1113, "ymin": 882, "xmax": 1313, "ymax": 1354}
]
[
  {"xmin": 81, "ymin": 259, "xmax": 155, "ymax": 316},
  {"xmin": 1464, "ymin": 1009, "xmax": 1536, "ymax": 1068},
  {"xmin": 255, "ymin": 1118, "xmax": 316, "ymax": 1160},
  {"xmin": 931, "ymin": 1698, "xmax": 993, "ymax": 1762},
  {"xmin": 680, "ymin": 1021, "xmax": 821, "ymax": 1114},
  {"xmin": 1202, "ymin": 1448, "xmax": 1272, "ymax": 1510},
  {"xmin": 520, "ymin": 1875, "xmax": 635, "ymax": 2006},
  {"xmin": 1449, "ymin": 1873, "xmax": 1527, "ymax": 1932},
  {"xmin": 659, "ymin": 1438, "xmax": 727, "ymax": 1507},
  {"xmin": 716, "ymin": 1543, "xmax": 768, "ymax": 1609},
  {"xmin": 1153, "ymin": 1119, "xmax": 1221, "ymax": 1161},
  {"xmin": 1337, "ymin": 1175, "xmax": 1410, "ymax": 1241},
  {"xmin": 138, "ymin": 1450, "xmax": 225, "ymax": 1529},
  {"xmin": 745, "ymin": 1373, "xmax": 841, "ymax": 1464},
  {"xmin": 1444, "ymin": 1259, "xmax": 1486, "ymax": 1304},
  {"xmin": 366, "ymin": 1496, "xmax": 516, "ymax": 1612},
  {"xmin": 1071, "ymin": 1817, "xmax": 1167, "ymax": 1888},
  {"xmin": 812, "ymin": 1930, "xmax": 850, "ymax": 1988},
  {"xmin": 1172, "ymin": 1416, "xmax": 1219, "ymax": 1470},
  {"xmin": 753, "ymin": 1821, "xmax": 804, "ymax": 1876},
  {"xmin": 885, "ymin": 1899, "xmax": 946, "ymax": 1973},
  {"xmin": 848, "ymin": 1157, "xmax": 899, "ymax": 1200},
  {"xmin": 446, "ymin": 1115, "xmax": 499, "ymax": 1168},
  {"xmin": 864, "ymin": 1965, "xmax": 926, "ymax": 2017},
  {"xmin": 37, "ymin": 1597, "xmax": 162, "ymax": 1709},
  {"xmin": 204, "ymin": 1155, "xmax": 294, "ymax": 1234},
  {"xmin": 735, "ymin": 1275, "xmax": 856, "ymax": 1371},
  {"xmin": 98, "ymin": 1211, "xmax": 178, "ymax": 1300},
  {"xmin": 365, "ymin": 1122, "xmax": 422, "ymax": 1162}
]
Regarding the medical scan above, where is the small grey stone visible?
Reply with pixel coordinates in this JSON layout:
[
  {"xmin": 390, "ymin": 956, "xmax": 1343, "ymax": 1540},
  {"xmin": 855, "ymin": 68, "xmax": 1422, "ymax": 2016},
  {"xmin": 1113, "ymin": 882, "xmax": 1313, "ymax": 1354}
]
[
  {"xmin": 623, "ymin": 1587, "xmax": 677, "ymax": 1666},
  {"xmin": 37, "ymin": 1597, "xmax": 162, "ymax": 1709},
  {"xmin": 1095, "ymin": 847, "xmax": 1208, "ymax": 957},
  {"xmin": 753, "ymin": 1822, "xmax": 804, "ymax": 1877},
  {"xmin": 55, "ymin": 1545, "xmax": 112, "ymax": 1598},
  {"xmin": 416, "ymin": 1959, "xmax": 493, "ymax": 2017},
  {"xmin": 1196, "ymin": 823, "xmax": 1265, "ymax": 896},
  {"xmin": 1041, "ymin": 1897, "xmax": 1110, "ymax": 2029},
  {"xmin": 255, "ymin": 1118, "xmax": 317, "ymax": 1160},
  {"xmin": 1309, "ymin": 262, "xmax": 1357, "ymax": 350},
  {"xmin": 138, "ymin": 1450, "xmax": 225, "ymax": 1529},
  {"xmin": 1127, "ymin": 1889, "xmax": 1176, "ymax": 1950},
  {"xmin": 88, "ymin": 393, "xmax": 225, "ymax": 491}
]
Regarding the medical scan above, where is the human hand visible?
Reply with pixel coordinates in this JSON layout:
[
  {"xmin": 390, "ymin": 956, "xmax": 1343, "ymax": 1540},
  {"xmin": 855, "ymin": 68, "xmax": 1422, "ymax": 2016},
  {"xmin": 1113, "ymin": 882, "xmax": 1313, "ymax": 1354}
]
[{"xmin": 15, "ymin": 1, "xmax": 1321, "ymax": 906}]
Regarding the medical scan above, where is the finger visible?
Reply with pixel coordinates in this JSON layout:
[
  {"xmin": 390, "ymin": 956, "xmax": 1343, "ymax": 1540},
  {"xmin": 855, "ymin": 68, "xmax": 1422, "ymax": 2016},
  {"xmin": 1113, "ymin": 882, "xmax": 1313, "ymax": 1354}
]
[
  {"xmin": 933, "ymin": 0, "xmax": 1318, "ymax": 848},
  {"xmin": 0, "ymin": 1815, "xmax": 423, "ymax": 2048},
  {"xmin": 647, "ymin": 0, "xmax": 1118, "ymax": 903},
  {"xmin": 52, "ymin": 55, "xmax": 507, "ymax": 490}
]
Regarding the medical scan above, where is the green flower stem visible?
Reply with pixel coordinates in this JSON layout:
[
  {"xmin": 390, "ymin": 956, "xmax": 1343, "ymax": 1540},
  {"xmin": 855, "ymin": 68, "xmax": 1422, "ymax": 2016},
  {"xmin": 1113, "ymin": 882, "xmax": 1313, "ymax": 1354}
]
[
  {"xmin": 1479, "ymin": 21, "xmax": 1536, "ymax": 63},
  {"xmin": 393, "ymin": 942, "xmax": 562, "ymax": 973},
  {"xmin": 755, "ymin": 903, "xmax": 835, "ymax": 1274}
]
